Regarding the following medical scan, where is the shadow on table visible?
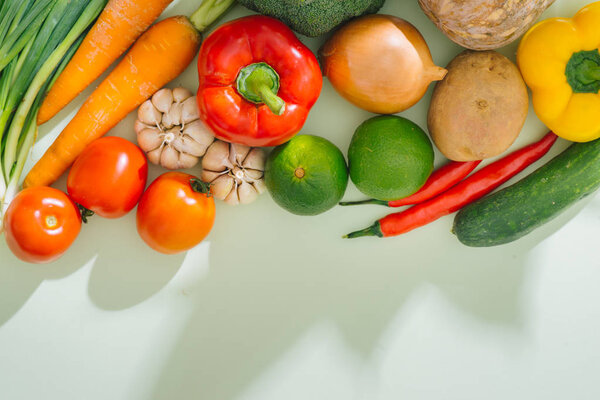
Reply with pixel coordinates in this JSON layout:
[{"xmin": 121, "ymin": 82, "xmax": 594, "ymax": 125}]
[
  {"xmin": 0, "ymin": 210, "xmax": 183, "ymax": 326},
  {"xmin": 145, "ymin": 194, "xmax": 599, "ymax": 400},
  {"xmin": 1, "ymin": 181, "xmax": 597, "ymax": 400},
  {"xmin": 84, "ymin": 213, "xmax": 185, "ymax": 310},
  {"xmin": 0, "ymin": 244, "xmax": 84, "ymax": 326}
]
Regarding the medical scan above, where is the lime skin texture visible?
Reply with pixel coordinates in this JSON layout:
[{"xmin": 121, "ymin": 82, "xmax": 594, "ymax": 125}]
[
  {"xmin": 348, "ymin": 115, "xmax": 434, "ymax": 201},
  {"xmin": 265, "ymin": 134, "xmax": 349, "ymax": 216}
]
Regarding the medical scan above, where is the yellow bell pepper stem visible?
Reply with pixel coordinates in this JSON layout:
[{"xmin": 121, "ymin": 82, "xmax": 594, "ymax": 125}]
[
  {"xmin": 566, "ymin": 50, "xmax": 600, "ymax": 92},
  {"xmin": 517, "ymin": 2, "xmax": 600, "ymax": 142}
]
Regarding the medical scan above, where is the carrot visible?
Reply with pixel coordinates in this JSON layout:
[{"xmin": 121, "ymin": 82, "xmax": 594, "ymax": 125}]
[
  {"xmin": 37, "ymin": 0, "xmax": 174, "ymax": 125},
  {"xmin": 23, "ymin": 16, "xmax": 201, "ymax": 188}
]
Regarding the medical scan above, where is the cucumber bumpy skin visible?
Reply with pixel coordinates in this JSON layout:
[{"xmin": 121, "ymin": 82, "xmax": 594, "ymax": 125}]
[{"xmin": 453, "ymin": 138, "xmax": 600, "ymax": 247}]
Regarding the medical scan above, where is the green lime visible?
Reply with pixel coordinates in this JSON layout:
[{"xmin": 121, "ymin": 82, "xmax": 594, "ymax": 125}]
[
  {"xmin": 265, "ymin": 135, "xmax": 349, "ymax": 216},
  {"xmin": 348, "ymin": 115, "xmax": 434, "ymax": 201}
]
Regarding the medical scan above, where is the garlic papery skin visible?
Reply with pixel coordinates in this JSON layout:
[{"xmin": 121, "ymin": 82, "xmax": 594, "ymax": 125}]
[
  {"xmin": 201, "ymin": 140, "xmax": 266, "ymax": 205},
  {"xmin": 135, "ymin": 87, "xmax": 214, "ymax": 170}
]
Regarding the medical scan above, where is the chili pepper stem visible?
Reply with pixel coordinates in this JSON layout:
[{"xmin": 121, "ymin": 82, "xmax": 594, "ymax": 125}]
[
  {"xmin": 339, "ymin": 198, "xmax": 388, "ymax": 206},
  {"xmin": 190, "ymin": 0, "xmax": 236, "ymax": 32},
  {"xmin": 343, "ymin": 222, "xmax": 384, "ymax": 239}
]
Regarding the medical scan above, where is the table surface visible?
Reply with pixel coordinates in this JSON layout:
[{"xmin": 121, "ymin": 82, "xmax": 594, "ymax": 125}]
[{"xmin": 2, "ymin": 1, "xmax": 600, "ymax": 399}]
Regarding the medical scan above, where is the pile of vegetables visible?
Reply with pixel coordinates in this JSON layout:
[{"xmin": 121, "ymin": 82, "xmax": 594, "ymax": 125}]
[{"xmin": 3, "ymin": 0, "xmax": 600, "ymax": 264}]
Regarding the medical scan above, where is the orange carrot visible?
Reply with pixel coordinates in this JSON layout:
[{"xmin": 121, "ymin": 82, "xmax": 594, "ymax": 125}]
[
  {"xmin": 37, "ymin": 0, "xmax": 174, "ymax": 125},
  {"xmin": 24, "ymin": 16, "xmax": 200, "ymax": 188}
]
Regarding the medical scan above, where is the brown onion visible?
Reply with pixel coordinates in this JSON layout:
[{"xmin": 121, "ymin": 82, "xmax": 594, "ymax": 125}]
[{"xmin": 319, "ymin": 14, "xmax": 447, "ymax": 114}]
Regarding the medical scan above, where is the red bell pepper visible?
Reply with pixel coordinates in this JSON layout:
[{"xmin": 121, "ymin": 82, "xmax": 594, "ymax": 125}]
[{"xmin": 197, "ymin": 15, "xmax": 323, "ymax": 147}]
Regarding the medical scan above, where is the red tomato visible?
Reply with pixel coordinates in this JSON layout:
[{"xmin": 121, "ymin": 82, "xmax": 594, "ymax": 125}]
[
  {"xmin": 4, "ymin": 187, "xmax": 81, "ymax": 264},
  {"xmin": 67, "ymin": 136, "xmax": 148, "ymax": 218},
  {"xmin": 136, "ymin": 172, "xmax": 215, "ymax": 254}
]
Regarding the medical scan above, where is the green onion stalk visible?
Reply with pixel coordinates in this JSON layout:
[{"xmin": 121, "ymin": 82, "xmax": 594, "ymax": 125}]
[{"xmin": 0, "ymin": 0, "xmax": 107, "ymax": 223}]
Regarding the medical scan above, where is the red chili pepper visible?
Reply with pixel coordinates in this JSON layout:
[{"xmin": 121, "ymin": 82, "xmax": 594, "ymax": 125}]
[
  {"xmin": 197, "ymin": 15, "xmax": 322, "ymax": 147},
  {"xmin": 340, "ymin": 160, "xmax": 481, "ymax": 208},
  {"xmin": 344, "ymin": 132, "xmax": 558, "ymax": 239}
]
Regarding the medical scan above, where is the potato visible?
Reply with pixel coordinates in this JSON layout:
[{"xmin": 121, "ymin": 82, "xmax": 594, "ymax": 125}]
[
  {"xmin": 418, "ymin": 0, "xmax": 555, "ymax": 50},
  {"xmin": 427, "ymin": 50, "xmax": 528, "ymax": 161}
]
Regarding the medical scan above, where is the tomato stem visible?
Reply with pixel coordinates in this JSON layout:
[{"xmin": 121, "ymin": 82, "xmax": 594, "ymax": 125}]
[
  {"xmin": 190, "ymin": 178, "xmax": 211, "ymax": 195},
  {"xmin": 77, "ymin": 204, "xmax": 94, "ymax": 223}
]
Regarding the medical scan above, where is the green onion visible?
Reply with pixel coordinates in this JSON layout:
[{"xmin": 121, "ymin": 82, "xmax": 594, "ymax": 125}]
[
  {"xmin": 3, "ymin": 33, "xmax": 86, "ymax": 208},
  {"xmin": 0, "ymin": 0, "xmax": 107, "ymax": 219},
  {"xmin": 0, "ymin": 0, "xmax": 34, "ymax": 49},
  {"xmin": 0, "ymin": 0, "xmax": 57, "ymax": 73}
]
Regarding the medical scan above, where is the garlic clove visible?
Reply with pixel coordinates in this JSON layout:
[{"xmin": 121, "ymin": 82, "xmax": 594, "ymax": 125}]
[
  {"xmin": 160, "ymin": 145, "xmax": 180, "ymax": 170},
  {"xmin": 152, "ymin": 88, "xmax": 173, "ymax": 114},
  {"xmin": 210, "ymin": 175, "xmax": 235, "ymax": 200},
  {"xmin": 183, "ymin": 120, "xmax": 214, "ymax": 147},
  {"xmin": 137, "ymin": 127, "xmax": 164, "ymax": 152},
  {"xmin": 147, "ymin": 147, "xmax": 163, "ymax": 165},
  {"xmin": 177, "ymin": 152, "xmax": 199, "ymax": 170},
  {"xmin": 173, "ymin": 135, "xmax": 209, "ymax": 157},
  {"xmin": 237, "ymin": 181, "xmax": 259, "ymax": 204},
  {"xmin": 162, "ymin": 103, "xmax": 182, "ymax": 129},
  {"xmin": 229, "ymin": 143, "xmax": 251, "ymax": 166},
  {"xmin": 134, "ymin": 119, "xmax": 152, "ymax": 135},
  {"xmin": 201, "ymin": 170, "xmax": 223, "ymax": 183},
  {"xmin": 181, "ymin": 97, "xmax": 200, "ymax": 124},
  {"xmin": 203, "ymin": 140, "xmax": 233, "ymax": 171},
  {"xmin": 244, "ymin": 168, "xmax": 263, "ymax": 181},
  {"xmin": 224, "ymin": 187, "xmax": 240, "ymax": 205},
  {"xmin": 253, "ymin": 179, "xmax": 267, "ymax": 194},
  {"xmin": 242, "ymin": 148, "xmax": 265, "ymax": 170},
  {"xmin": 138, "ymin": 100, "xmax": 162, "ymax": 126},
  {"xmin": 173, "ymin": 87, "xmax": 193, "ymax": 103}
]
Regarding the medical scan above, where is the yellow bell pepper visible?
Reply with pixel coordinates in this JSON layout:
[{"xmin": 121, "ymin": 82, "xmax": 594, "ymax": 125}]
[{"xmin": 517, "ymin": 2, "xmax": 600, "ymax": 142}]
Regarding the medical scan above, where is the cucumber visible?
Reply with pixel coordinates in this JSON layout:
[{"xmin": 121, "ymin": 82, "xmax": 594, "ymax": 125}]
[{"xmin": 453, "ymin": 138, "xmax": 600, "ymax": 247}]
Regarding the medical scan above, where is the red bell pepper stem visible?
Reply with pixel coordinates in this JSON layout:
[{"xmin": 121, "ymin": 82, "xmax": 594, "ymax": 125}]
[
  {"xmin": 340, "ymin": 160, "xmax": 482, "ymax": 207},
  {"xmin": 344, "ymin": 132, "xmax": 558, "ymax": 239},
  {"xmin": 236, "ymin": 62, "xmax": 286, "ymax": 115}
]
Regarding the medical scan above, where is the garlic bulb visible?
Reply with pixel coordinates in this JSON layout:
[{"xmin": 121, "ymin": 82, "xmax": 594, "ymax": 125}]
[
  {"xmin": 135, "ymin": 87, "xmax": 214, "ymax": 170},
  {"xmin": 201, "ymin": 140, "xmax": 266, "ymax": 205}
]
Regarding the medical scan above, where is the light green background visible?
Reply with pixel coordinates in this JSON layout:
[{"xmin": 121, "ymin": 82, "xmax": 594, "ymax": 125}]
[{"xmin": 2, "ymin": 0, "xmax": 600, "ymax": 399}]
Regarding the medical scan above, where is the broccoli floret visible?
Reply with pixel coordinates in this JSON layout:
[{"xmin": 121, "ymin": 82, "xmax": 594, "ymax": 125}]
[{"xmin": 238, "ymin": 0, "xmax": 386, "ymax": 37}]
